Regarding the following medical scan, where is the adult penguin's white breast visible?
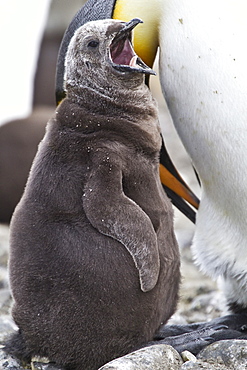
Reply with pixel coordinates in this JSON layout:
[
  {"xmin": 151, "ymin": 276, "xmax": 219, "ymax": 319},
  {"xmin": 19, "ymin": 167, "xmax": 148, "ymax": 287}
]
[{"xmin": 159, "ymin": 0, "xmax": 247, "ymax": 300}]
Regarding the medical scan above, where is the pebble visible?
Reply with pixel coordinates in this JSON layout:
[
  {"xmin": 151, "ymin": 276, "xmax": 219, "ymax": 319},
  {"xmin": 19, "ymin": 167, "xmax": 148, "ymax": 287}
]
[{"xmin": 180, "ymin": 351, "xmax": 197, "ymax": 363}]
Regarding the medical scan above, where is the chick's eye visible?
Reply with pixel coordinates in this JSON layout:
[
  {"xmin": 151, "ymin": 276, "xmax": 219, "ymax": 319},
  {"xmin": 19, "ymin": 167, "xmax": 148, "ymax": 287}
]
[{"xmin": 87, "ymin": 40, "xmax": 99, "ymax": 48}]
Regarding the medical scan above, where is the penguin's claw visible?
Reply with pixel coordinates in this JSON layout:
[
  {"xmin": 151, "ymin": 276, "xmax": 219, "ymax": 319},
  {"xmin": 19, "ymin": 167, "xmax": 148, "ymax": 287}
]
[{"xmin": 150, "ymin": 315, "xmax": 247, "ymax": 355}]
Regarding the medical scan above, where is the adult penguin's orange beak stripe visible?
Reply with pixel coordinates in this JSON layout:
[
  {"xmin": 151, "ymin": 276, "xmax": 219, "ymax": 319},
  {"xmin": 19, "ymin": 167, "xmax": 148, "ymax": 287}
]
[
  {"xmin": 55, "ymin": 0, "xmax": 200, "ymax": 223},
  {"xmin": 160, "ymin": 165, "xmax": 199, "ymax": 210}
]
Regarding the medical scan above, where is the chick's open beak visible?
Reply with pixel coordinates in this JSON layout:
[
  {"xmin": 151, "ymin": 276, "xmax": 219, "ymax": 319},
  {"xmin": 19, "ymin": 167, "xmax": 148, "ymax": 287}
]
[{"xmin": 110, "ymin": 18, "xmax": 156, "ymax": 75}]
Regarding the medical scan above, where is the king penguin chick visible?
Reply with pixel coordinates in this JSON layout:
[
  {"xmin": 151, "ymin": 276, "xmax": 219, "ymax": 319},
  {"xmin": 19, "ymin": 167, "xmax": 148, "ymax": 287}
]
[{"xmin": 5, "ymin": 19, "xmax": 180, "ymax": 370}]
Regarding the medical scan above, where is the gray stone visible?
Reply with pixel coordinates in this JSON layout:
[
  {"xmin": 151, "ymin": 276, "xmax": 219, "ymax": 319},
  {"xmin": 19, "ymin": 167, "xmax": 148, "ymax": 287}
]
[
  {"xmin": 180, "ymin": 360, "xmax": 227, "ymax": 369},
  {"xmin": 0, "ymin": 267, "xmax": 9, "ymax": 290},
  {"xmin": 99, "ymin": 344, "xmax": 183, "ymax": 370},
  {"xmin": 0, "ymin": 289, "xmax": 12, "ymax": 316},
  {"xmin": 197, "ymin": 340, "xmax": 247, "ymax": 369},
  {"xmin": 181, "ymin": 351, "xmax": 197, "ymax": 362},
  {"xmin": 0, "ymin": 225, "xmax": 9, "ymax": 267},
  {"xmin": 0, "ymin": 347, "xmax": 25, "ymax": 370},
  {"xmin": 0, "ymin": 315, "xmax": 18, "ymax": 343}
]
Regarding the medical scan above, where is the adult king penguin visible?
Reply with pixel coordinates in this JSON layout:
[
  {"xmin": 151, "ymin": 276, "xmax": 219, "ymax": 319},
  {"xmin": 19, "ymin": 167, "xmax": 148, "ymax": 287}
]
[{"xmin": 55, "ymin": 0, "xmax": 247, "ymax": 316}]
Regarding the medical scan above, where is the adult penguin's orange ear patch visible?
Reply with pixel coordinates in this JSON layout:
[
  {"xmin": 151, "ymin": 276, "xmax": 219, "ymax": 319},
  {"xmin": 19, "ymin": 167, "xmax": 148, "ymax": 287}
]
[{"xmin": 112, "ymin": 0, "xmax": 161, "ymax": 68}]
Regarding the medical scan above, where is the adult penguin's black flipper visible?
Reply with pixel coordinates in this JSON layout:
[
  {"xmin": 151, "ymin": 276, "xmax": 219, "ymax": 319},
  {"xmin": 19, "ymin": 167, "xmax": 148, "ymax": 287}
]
[
  {"xmin": 159, "ymin": 138, "xmax": 199, "ymax": 224},
  {"xmin": 56, "ymin": 0, "xmax": 117, "ymax": 104},
  {"xmin": 164, "ymin": 187, "xmax": 196, "ymax": 224}
]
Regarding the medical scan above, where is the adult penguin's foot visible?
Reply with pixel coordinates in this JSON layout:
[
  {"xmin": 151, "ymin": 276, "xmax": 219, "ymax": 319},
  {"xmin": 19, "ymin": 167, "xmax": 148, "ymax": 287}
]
[{"xmin": 151, "ymin": 313, "xmax": 247, "ymax": 355}]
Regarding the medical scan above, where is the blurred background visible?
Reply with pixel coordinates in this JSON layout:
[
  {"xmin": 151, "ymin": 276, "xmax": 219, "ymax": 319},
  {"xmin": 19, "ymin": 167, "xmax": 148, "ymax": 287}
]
[
  {"xmin": 0, "ymin": 0, "xmax": 86, "ymax": 223},
  {"xmin": 0, "ymin": 0, "xmax": 223, "ymax": 325}
]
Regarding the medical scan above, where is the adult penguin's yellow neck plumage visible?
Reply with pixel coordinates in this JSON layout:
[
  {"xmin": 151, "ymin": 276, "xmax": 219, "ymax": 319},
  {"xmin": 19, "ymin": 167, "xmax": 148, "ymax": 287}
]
[{"xmin": 112, "ymin": 0, "xmax": 161, "ymax": 68}]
